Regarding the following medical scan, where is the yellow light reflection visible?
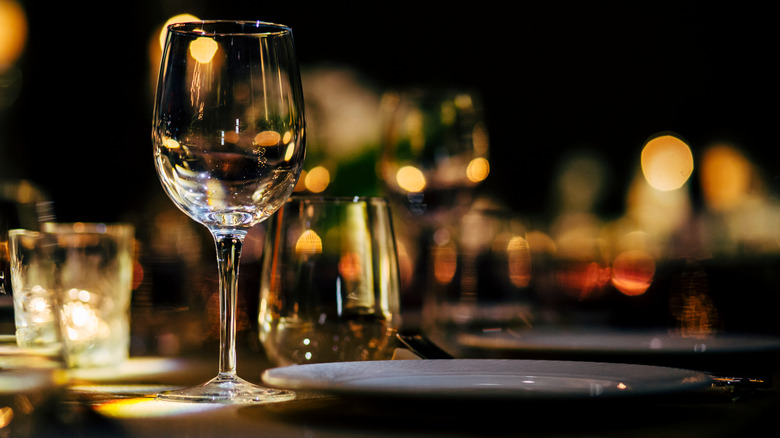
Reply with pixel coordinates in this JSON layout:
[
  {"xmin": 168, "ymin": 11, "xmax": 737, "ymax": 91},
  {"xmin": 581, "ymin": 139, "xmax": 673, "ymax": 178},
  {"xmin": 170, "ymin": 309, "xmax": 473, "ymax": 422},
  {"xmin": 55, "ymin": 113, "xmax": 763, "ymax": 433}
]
[
  {"xmin": 699, "ymin": 144, "xmax": 752, "ymax": 211},
  {"xmin": 0, "ymin": 406, "xmax": 13, "ymax": 428},
  {"xmin": 158, "ymin": 14, "xmax": 200, "ymax": 50},
  {"xmin": 641, "ymin": 134, "xmax": 693, "ymax": 191},
  {"xmin": 507, "ymin": 235, "xmax": 532, "ymax": 287},
  {"xmin": 305, "ymin": 166, "xmax": 330, "ymax": 193},
  {"xmin": 189, "ymin": 37, "xmax": 218, "ymax": 64},
  {"xmin": 95, "ymin": 397, "xmax": 222, "ymax": 419},
  {"xmin": 164, "ymin": 138, "xmax": 181, "ymax": 149},
  {"xmin": 284, "ymin": 143, "xmax": 295, "ymax": 161},
  {"xmin": 295, "ymin": 229, "xmax": 322, "ymax": 255},
  {"xmin": 466, "ymin": 157, "xmax": 490, "ymax": 183},
  {"xmin": 254, "ymin": 130, "xmax": 281, "ymax": 146},
  {"xmin": 396, "ymin": 165, "xmax": 426, "ymax": 192},
  {"xmin": 0, "ymin": 0, "xmax": 27, "ymax": 69},
  {"xmin": 611, "ymin": 249, "xmax": 655, "ymax": 296}
]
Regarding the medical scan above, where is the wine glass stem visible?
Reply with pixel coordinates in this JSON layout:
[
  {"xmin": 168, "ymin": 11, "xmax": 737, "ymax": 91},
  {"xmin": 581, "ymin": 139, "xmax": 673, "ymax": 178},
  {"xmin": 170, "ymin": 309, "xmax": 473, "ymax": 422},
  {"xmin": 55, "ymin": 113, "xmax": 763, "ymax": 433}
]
[{"xmin": 213, "ymin": 230, "xmax": 247, "ymax": 378}]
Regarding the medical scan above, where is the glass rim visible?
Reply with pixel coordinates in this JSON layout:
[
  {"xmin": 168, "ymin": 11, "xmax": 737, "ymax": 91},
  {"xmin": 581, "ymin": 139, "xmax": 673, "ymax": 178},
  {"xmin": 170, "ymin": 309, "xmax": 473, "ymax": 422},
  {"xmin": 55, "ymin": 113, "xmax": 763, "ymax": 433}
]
[{"xmin": 168, "ymin": 20, "xmax": 293, "ymax": 37}]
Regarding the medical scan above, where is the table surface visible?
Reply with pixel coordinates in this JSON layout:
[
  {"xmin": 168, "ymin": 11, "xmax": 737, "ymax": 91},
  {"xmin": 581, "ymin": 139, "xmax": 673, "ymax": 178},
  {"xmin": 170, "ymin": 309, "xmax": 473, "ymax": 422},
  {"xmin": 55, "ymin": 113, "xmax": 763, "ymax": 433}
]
[{"xmin": 8, "ymin": 341, "xmax": 780, "ymax": 438}]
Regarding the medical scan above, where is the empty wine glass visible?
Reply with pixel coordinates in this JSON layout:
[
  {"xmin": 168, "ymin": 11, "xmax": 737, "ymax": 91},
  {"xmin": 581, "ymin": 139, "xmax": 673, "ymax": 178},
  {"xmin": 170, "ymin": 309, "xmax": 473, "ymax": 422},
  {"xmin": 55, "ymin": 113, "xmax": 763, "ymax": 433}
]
[{"xmin": 151, "ymin": 21, "xmax": 305, "ymax": 403}]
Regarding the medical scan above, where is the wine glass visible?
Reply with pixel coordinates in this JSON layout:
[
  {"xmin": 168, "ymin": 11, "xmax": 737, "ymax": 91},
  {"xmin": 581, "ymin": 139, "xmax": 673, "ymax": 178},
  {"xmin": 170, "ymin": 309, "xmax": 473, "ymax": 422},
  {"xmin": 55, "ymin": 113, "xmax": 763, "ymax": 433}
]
[
  {"xmin": 151, "ymin": 21, "xmax": 305, "ymax": 403},
  {"xmin": 377, "ymin": 88, "xmax": 489, "ymax": 325}
]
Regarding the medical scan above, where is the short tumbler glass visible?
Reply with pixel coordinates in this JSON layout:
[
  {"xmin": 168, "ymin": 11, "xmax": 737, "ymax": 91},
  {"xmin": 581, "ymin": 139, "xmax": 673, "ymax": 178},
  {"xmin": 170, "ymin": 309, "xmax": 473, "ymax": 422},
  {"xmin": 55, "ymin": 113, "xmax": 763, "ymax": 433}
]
[{"xmin": 259, "ymin": 197, "xmax": 402, "ymax": 366}]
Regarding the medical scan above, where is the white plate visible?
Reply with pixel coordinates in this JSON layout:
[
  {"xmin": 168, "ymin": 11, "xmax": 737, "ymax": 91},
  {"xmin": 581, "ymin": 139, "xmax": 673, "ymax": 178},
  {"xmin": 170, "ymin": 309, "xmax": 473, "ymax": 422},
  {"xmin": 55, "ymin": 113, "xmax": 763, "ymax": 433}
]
[
  {"xmin": 456, "ymin": 329, "xmax": 780, "ymax": 355},
  {"xmin": 262, "ymin": 359, "xmax": 710, "ymax": 401}
]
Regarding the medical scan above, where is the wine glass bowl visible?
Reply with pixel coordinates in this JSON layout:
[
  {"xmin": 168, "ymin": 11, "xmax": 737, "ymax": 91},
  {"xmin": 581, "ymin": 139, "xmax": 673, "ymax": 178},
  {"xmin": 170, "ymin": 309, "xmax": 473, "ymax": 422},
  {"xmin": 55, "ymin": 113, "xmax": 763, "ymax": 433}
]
[
  {"xmin": 151, "ymin": 21, "xmax": 305, "ymax": 403},
  {"xmin": 378, "ymin": 89, "xmax": 489, "ymax": 226}
]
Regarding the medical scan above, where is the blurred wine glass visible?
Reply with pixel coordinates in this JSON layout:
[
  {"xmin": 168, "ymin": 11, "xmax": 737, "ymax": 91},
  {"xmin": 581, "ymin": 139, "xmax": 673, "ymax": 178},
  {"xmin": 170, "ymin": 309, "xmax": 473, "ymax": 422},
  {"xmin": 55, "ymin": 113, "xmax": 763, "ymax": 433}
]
[{"xmin": 377, "ymin": 89, "xmax": 490, "ymax": 324}]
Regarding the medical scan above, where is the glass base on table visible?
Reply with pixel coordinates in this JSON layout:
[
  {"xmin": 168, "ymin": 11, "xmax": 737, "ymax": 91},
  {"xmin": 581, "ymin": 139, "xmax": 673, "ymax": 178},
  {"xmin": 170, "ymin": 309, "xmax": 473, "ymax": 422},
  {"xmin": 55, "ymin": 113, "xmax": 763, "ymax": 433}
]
[{"xmin": 155, "ymin": 373, "xmax": 295, "ymax": 404}]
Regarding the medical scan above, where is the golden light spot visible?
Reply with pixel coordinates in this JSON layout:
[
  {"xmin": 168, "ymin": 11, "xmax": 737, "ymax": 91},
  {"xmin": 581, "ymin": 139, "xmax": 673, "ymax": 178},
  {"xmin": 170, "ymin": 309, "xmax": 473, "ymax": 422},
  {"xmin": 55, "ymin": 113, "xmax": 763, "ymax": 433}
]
[
  {"xmin": 396, "ymin": 165, "xmax": 426, "ymax": 192},
  {"xmin": 282, "ymin": 131, "xmax": 293, "ymax": 144},
  {"xmin": 0, "ymin": 406, "xmax": 13, "ymax": 428},
  {"xmin": 466, "ymin": 157, "xmax": 490, "ymax": 183},
  {"xmin": 0, "ymin": 0, "xmax": 27, "ymax": 69},
  {"xmin": 611, "ymin": 250, "xmax": 655, "ymax": 296},
  {"xmin": 159, "ymin": 14, "xmax": 200, "ymax": 50},
  {"xmin": 305, "ymin": 166, "xmax": 330, "ymax": 193},
  {"xmin": 507, "ymin": 236, "xmax": 532, "ymax": 287},
  {"xmin": 189, "ymin": 37, "xmax": 218, "ymax": 64},
  {"xmin": 223, "ymin": 131, "xmax": 239, "ymax": 144},
  {"xmin": 641, "ymin": 134, "xmax": 694, "ymax": 191},
  {"xmin": 164, "ymin": 138, "xmax": 181, "ymax": 149},
  {"xmin": 295, "ymin": 229, "xmax": 322, "ymax": 255},
  {"xmin": 699, "ymin": 144, "xmax": 752, "ymax": 211},
  {"xmin": 254, "ymin": 130, "xmax": 281, "ymax": 146},
  {"xmin": 284, "ymin": 143, "xmax": 295, "ymax": 161}
]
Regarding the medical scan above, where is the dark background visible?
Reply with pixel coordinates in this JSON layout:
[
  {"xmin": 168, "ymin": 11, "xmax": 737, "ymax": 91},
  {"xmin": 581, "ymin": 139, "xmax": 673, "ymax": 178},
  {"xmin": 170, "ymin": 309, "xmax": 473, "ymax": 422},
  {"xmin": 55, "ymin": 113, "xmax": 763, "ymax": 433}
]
[{"xmin": 3, "ymin": 0, "xmax": 778, "ymax": 223}]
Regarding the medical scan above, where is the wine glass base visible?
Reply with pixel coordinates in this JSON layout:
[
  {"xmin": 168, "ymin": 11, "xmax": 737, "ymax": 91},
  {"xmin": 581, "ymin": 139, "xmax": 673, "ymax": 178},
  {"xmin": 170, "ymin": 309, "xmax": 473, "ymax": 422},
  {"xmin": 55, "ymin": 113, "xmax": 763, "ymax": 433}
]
[{"xmin": 156, "ymin": 374, "xmax": 295, "ymax": 404}]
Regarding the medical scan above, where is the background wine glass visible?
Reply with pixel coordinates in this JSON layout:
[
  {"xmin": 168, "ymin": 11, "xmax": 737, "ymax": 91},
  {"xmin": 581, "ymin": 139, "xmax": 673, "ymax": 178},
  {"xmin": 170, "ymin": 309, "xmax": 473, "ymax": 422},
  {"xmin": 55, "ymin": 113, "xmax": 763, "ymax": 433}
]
[
  {"xmin": 152, "ymin": 21, "xmax": 305, "ymax": 403},
  {"xmin": 377, "ymin": 89, "xmax": 490, "ymax": 328}
]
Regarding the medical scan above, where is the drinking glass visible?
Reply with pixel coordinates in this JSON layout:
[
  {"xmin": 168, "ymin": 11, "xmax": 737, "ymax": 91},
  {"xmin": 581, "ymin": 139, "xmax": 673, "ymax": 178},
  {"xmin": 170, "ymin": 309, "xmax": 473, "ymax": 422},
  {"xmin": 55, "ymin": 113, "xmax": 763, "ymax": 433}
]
[
  {"xmin": 258, "ymin": 197, "xmax": 401, "ymax": 367},
  {"xmin": 152, "ymin": 21, "xmax": 305, "ymax": 403},
  {"xmin": 378, "ymin": 89, "xmax": 490, "ymax": 327}
]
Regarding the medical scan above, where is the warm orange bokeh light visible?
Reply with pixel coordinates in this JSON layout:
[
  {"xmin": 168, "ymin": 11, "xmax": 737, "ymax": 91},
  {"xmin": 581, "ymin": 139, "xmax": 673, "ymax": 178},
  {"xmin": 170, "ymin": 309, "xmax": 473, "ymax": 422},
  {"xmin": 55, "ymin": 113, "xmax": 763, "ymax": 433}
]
[
  {"xmin": 699, "ymin": 144, "xmax": 752, "ymax": 211},
  {"xmin": 158, "ymin": 14, "xmax": 200, "ymax": 50},
  {"xmin": 507, "ymin": 236, "xmax": 532, "ymax": 287},
  {"xmin": 0, "ymin": 0, "xmax": 27, "ymax": 69},
  {"xmin": 189, "ymin": 37, "xmax": 218, "ymax": 64},
  {"xmin": 396, "ymin": 165, "xmax": 426, "ymax": 192},
  {"xmin": 305, "ymin": 166, "xmax": 330, "ymax": 193},
  {"xmin": 641, "ymin": 134, "xmax": 694, "ymax": 191},
  {"xmin": 295, "ymin": 229, "xmax": 322, "ymax": 255},
  {"xmin": 466, "ymin": 157, "xmax": 490, "ymax": 183},
  {"xmin": 611, "ymin": 250, "xmax": 655, "ymax": 296},
  {"xmin": 433, "ymin": 244, "xmax": 457, "ymax": 285}
]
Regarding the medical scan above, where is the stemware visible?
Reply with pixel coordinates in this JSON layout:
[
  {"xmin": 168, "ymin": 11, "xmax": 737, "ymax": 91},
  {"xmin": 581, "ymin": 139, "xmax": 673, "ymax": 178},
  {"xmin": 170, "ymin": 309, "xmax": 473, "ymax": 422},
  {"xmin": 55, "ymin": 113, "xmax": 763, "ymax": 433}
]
[
  {"xmin": 377, "ymin": 89, "xmax": 489, "ymax": 323},
  {"xmin": 151, "ymin": 21, "xmax": 305, "ymax": 403}
]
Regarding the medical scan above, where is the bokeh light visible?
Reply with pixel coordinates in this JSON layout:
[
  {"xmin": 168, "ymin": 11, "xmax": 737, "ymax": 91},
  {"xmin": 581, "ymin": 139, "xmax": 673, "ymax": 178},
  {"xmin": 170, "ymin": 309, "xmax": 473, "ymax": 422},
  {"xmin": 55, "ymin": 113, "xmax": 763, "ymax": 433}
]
[
  {"xmin": 158, "ymin": 14, "xmax": 200, "ymax": 50},
  {"xmin": 395, "ymin": 165, "xmax": 426, "ymax": 192},
  {"xmin": 0, "ymin": 0, "xmax": 27, "ymax": 70},
  {"xmin": 611, "ymin": 249, "xmax": 655, "ymax": 296},
  {"xmin": 466, "ymin": 157, "xmax": 490, "ymax": 183},
  {"xmin": 699, "ymin": 144, "xmax": 753, "ymax": 211},
  {"xmin": 304, "ymin": 166, "xmax": 330, "ymax": 193},
  {"xmin": 641, "ymin": 134, "xmax": 693, "ymax": 191},
  {"xmin": 189, "ymin": 37, "xmax": 218, "ymax": 64}
]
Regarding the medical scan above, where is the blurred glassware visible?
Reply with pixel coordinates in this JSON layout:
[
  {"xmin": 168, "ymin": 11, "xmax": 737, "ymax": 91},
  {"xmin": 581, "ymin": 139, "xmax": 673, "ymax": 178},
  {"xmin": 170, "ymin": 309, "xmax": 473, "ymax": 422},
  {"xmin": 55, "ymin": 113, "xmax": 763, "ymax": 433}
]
[
  {"xmin": 378, "ymin": 88, "xmax": 489, "ymax": 227},
  {"xmin": 8, "ymin": 229, "xmax": 60, "ymax": 350},
  {"xmin": 258, "ymin": 196, "xmax": 401, "ymax": 366},
  {"xmin": 423, "ymin": 206, "xmax": 537, "ymax": 354},
  {"xmin": 377, "ymin": 88, "xmax": 490, "ymax": 324},
  {"xmin": 11, "ymin": 223, "xmax": 135, "ymax": 368},
  {"xmin": 0, "ymin": 180, "xmax": 52, "ymax": 333}
]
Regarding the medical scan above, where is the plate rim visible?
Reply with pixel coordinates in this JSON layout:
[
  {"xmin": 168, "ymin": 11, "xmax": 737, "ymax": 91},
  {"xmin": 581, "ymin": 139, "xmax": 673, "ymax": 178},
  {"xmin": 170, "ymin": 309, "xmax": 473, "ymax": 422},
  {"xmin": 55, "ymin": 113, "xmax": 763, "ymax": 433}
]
[{"xmin": 261, "ymin": 358, "xmax": 712, "ymax": 401}]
